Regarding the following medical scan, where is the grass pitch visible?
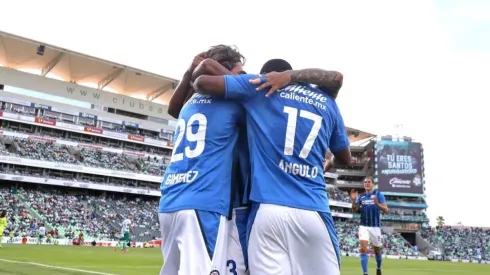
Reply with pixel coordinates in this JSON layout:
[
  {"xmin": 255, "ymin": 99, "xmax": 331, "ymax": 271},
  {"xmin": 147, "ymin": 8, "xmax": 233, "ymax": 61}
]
[{"xmin": 0, "ymin": 245, "xmax": 487, "ymax": 275}]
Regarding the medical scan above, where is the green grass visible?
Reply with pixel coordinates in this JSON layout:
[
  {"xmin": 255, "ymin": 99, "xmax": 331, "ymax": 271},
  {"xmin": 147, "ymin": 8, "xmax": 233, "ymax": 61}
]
[{"xmin": 0, "ymin": 245, "xmax": 487, "ymax": 275}]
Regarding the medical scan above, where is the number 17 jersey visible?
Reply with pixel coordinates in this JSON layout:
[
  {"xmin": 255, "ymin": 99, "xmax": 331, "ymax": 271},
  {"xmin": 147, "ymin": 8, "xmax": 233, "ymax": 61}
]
[
  {"xmin": 223, "ymin": 74, "xmax": 350, "ymax": 213},
  {"xmin": 159, "ymin": 93, "xmax": 244, "ymax": 216}
]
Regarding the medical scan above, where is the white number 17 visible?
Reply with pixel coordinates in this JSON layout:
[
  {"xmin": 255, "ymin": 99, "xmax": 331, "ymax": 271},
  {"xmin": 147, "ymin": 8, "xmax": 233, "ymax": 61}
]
[{"xmin": 283, "ymin": 106, "xmax": 323, "ymax": 159}]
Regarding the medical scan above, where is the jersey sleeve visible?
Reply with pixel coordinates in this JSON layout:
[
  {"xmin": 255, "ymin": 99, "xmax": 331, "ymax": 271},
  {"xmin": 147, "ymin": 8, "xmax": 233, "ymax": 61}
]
[
  {"xmin": 224, "ymin": 74, "xmax": 260, "ymax": 101},
  {"xmin": 329, "ymin": 102, "xmax": 350, "ymax": 153},
  {"xmin": 377, "ymin": 191, "xmax": 386, "ymax": 204},
  {"xmin": 355, "ymin": 196, "xmax": 361, "ymax": 205}
]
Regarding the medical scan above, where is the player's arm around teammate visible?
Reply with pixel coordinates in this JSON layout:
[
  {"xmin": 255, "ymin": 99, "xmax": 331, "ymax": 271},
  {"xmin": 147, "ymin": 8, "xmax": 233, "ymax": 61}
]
[
  {"xmin": 192, "ymin": 58, "xmax": 243, "ymax": 81},
  {"xmin": 251, "ymin": 68, "xmax": 343, "ymax": 97},
  {"xmin": 168, "ymin": 47, "xmax": 245, "ymax": 118},
  {"xmin": 259, "ymin": 58, "xmax": 343, "ymax": 100},
  {"xmin": 168, "ymin": 52, "xmax": 207, "ymax": 118},
  {"xmin": 194, "ymin": 67, "xmax": 344, "ymax": 100}
]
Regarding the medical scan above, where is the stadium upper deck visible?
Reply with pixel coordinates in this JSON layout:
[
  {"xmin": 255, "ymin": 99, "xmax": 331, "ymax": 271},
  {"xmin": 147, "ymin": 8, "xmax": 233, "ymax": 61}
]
[{"xmin": 0, "ymin": 31, "xmax": 179, "ymax": 130}]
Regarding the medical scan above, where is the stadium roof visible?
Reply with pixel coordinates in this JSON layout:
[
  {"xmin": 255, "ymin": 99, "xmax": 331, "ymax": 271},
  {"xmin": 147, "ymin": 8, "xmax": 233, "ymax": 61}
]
[
  {"xmin": 346, "ymin": 127, "xmax": 375, "ymax": 144},
  {"xmin": 0, "ymin": 31, "xmax": 179, "ymax": 104}
]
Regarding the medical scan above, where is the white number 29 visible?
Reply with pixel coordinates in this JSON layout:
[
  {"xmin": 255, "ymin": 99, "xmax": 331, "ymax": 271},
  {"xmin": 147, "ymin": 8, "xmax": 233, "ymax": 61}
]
[
  {"xmin": 171, "ymin": 113, "xmax": 207, "ymax": 163},
  {"xmin": 283, "ymin": 106, "xmax": 322, "ymax": 159}
]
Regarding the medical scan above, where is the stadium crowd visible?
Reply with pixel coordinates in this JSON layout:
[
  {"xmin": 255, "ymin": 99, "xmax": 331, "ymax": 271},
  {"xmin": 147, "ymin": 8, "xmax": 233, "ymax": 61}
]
[
  {"xmin": 1, "ymin": 176, "xmax": 487, "ymax": 260},
  {"xmin": 327, "ymin": 187, "xmax": 351, "ymax": 202},
  {"xmin": 0, "ymin": 185, "xmax": 160, "ymax": 242},
  {"xmin": 422, "ymin": 226, "xmax": 490, "ymax": 261},
  {"xmin": 0, "ymin": 181, "xmax": 419, "ymax": 256},
  {"xmin": 0, "ymin": 135, "xmax": 166, "ymax": 176},
  {"xmin": 0, "ymin": 186, "xmax": 34, "ymax": 237}
]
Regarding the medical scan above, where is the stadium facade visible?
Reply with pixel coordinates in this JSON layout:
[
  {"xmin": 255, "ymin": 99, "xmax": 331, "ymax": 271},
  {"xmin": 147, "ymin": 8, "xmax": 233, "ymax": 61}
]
[{"xmin": 3, "ymin": 31, "xmax": 488, "ymax": 263}]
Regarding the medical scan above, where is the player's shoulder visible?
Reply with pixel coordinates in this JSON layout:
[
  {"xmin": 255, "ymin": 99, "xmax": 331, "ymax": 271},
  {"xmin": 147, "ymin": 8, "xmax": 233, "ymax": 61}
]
[
  {"xmin": 225, "ymin": 73, "xmax": 260, "ymax": 83},
  {"xmin": 181, "ymin": 93, "xmax": 241, "ymax": 114},
  {"xmin": 278, "ymin": 82, "xmax": 336, "ymax": 112}
]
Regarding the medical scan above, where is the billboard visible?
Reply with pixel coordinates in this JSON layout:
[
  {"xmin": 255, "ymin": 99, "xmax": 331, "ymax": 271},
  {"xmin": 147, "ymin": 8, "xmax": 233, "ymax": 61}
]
[{"xmin": 375, "ymin": 140, "xmax": 424, "ymax": 194}]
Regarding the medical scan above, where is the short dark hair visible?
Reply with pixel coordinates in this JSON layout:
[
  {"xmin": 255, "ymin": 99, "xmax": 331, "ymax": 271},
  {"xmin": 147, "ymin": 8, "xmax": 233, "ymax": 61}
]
[
  {"xmin": 206, "ymin": 45, "xmax": 245, "ymax": 71},
  {"xmin": 260, "ymin": 59, "xmax": 292, "ymax": 74}
]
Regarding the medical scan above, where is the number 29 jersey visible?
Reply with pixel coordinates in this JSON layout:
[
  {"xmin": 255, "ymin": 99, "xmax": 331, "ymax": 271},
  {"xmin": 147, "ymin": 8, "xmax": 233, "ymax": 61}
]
[
  {"xmin": 223, "ymin": 74, "xmax": 350, "ymax": 213},
  {"xmin": 159, "ymin": 93, "xmax": 244, "ymax": 216}
]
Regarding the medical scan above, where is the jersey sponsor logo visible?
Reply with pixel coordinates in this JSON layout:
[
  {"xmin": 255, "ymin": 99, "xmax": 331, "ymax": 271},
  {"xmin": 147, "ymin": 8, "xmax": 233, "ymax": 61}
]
[
  {"xmin": 187, "ymin": 94, "xmax": 212, "ymax": 105},
  {"xmin": 279, "ymin": 159, "xmax": 319, "ymax": 178},
  {"xmin": 164, "ymin": 170, "xmax": 199, "ymax": 185},
  {"xmin": 361, "ymin": 198, "xmax": 375, "ymax": 206},
  {"xmin": 279, "ymin": 84, "xmax": 328, "ymax": 110}
]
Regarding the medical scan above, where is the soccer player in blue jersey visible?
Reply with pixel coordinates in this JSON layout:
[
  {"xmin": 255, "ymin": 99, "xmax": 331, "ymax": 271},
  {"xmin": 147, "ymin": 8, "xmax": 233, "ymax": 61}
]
[
  {"xmin": 168, "ymin": 48, "xmax": 251, "ymax": 275},
  {"xmin": 159, "ymin": 45, "xmax": 247, "ymax": 275},
  {"xmin": 351, "ymin": 177, "xmax": 389, "ymax": 275},
  {"xmin": 193, "ymin": 67, "xmax": 352, "ymax": 274}
]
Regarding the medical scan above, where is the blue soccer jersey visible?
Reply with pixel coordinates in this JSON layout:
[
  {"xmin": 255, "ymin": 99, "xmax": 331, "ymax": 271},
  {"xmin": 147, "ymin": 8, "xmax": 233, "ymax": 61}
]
[
  {"xmin": 223, "ymin": 74, "xmax": 350, "ymax": 212},
  {"xmin": 232, "ymin": 126, "xmax": 251, "ymax": 208},
  {"xmin": 356, "ymin": 190, "xmax": 386, "ymax": 227},
  {"xmin": 159, "ymin": 93, "xmax": 244, "ymax": 216}
]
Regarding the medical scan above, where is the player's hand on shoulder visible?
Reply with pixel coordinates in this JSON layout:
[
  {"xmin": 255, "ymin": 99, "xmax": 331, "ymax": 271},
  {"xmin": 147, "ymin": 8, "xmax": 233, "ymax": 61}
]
[
  {"xmin": 350, "ymin": 189, "xmax": 359, "ymax": 201},
  {"xmin": 249, "ymin": 71, "xmax": 292, "ymax": 97}
]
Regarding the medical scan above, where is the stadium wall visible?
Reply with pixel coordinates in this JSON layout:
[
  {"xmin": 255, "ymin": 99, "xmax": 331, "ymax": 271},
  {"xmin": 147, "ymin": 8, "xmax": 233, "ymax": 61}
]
[
  {"xmin": 0, "ymin": 66, "xmax": 173, "ymax": 121},
  {"xmin": 0, "ymin": 89, "xmax": 172, "ymax": 132}
]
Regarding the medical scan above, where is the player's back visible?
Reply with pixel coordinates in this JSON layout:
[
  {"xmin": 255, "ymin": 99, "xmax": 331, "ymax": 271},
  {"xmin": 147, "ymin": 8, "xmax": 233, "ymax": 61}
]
[
  {"xmin": 0, "ymin": 217, "xmax": 6, "ymax": 227},
  {"xmin": 223, "ymin": 75, "xmax": 349, "ymax": 212},
  {"xmin": 159, "ymin": 93, "xmax": 244, "ymax": 216},
  {"xmin": 240, "ymin": 81, "xmax": 348, "ymax": 212}
]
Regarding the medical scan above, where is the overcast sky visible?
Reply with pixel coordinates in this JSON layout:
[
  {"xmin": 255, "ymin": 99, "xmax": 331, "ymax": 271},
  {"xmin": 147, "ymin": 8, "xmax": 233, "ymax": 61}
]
[{"xmin": 1, "ymin": 0, "xmax": 489, "ymax": 226}]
